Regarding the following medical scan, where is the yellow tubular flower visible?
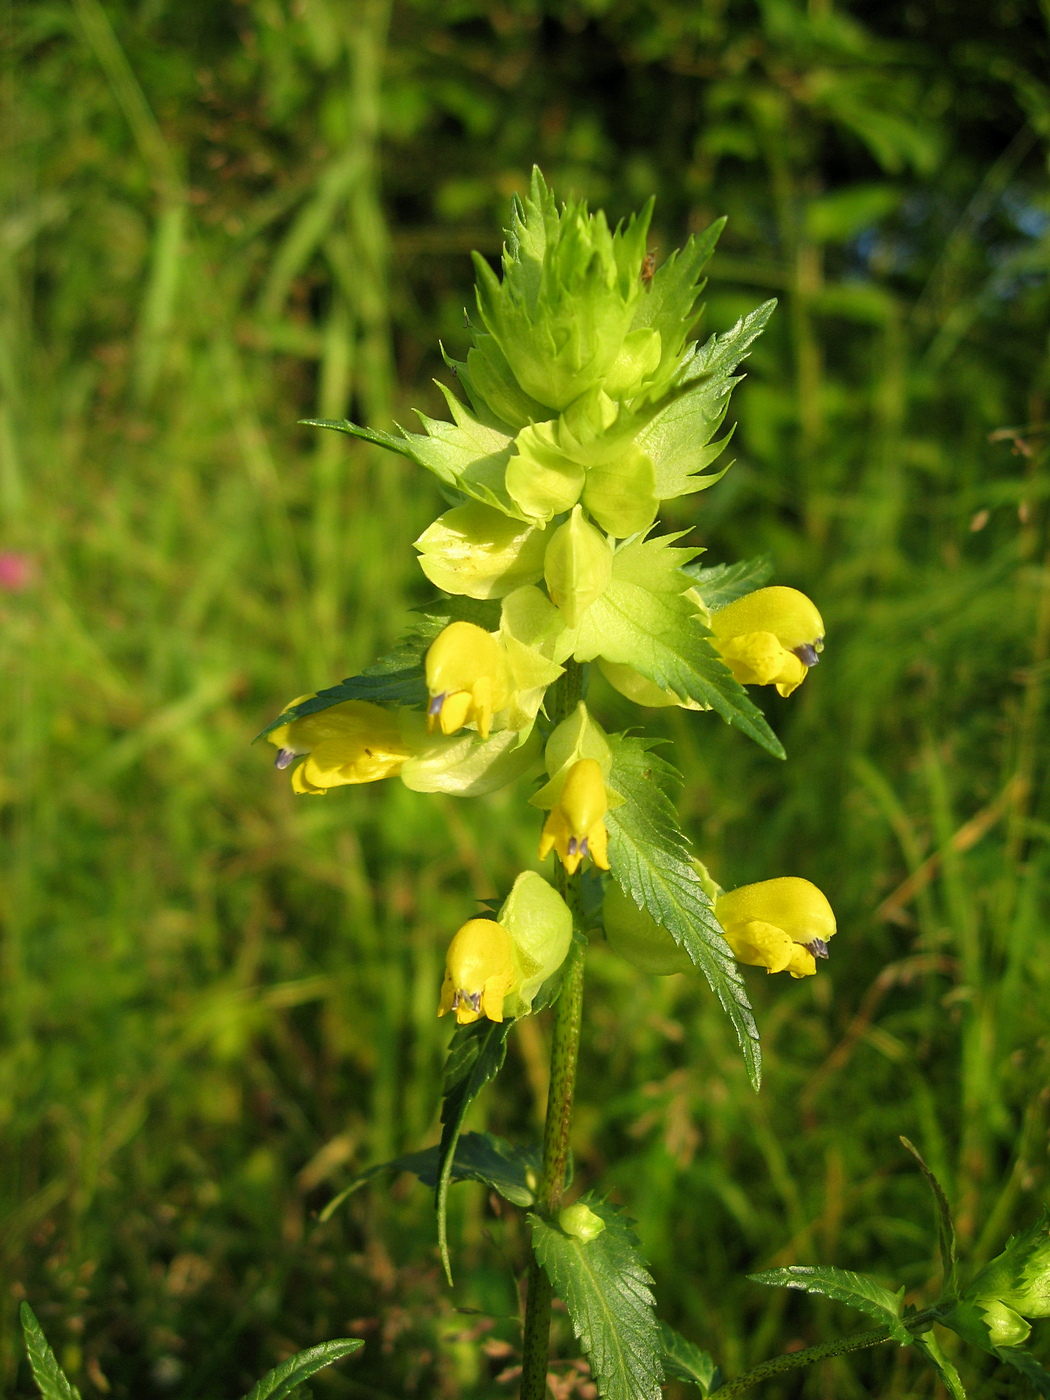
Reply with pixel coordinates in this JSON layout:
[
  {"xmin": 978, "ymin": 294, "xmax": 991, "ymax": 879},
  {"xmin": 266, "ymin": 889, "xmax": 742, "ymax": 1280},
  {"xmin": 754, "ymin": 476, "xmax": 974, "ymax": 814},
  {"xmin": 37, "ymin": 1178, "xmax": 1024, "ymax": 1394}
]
[
  {"xmin": 715, "ymin": 877, "xmax": 836, "ymax": 979},
  {"xmin": 537, "ymin": 757, "xmax": 611, "ymax": 875},
  {"xmin": 438, "ymin": 918, "xmax": 516, "ymax": 1024},
  {"xmin": 710, "ymin": 586, "xmax": 825, "ymax": 697},
  {"xmin": 424, "ymin": 621, "xmax": 512, "ymax": 740},
  {"xmin": 267, "ymin": 699, "xmax": 411, "ymax": 795}
]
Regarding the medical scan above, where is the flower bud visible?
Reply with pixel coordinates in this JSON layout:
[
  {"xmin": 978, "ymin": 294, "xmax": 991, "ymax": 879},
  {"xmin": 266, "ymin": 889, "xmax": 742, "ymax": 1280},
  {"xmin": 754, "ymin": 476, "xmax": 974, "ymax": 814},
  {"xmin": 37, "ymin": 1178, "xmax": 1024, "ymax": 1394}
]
[
  {"xmin": 425, "ymin": 621, "xmax": 512, "ymax": 740},
  {"xmin": 506, "ymin": 422, "xmax": 586, "ymax": 523},
  {"xmin": 537, "ymin": 758, "xmax": 611, "ymax": 875},
  {"xmin": 414, "ymin": 503, "xmax": 548, "ymax": 600},
  {"xmin": 710, "ymin": 587, "xmax": 825, "ymax": 697},
  {"xmin": 544, "ymin": 506, "xmax": 613, "ymax": 628},
  {"xmin": 499, "ymin": 871, "xmax": 573, "ymax": 1017},
  {"xmin": 580, "ymin": 443, "xmax": 659, "ymax": 538},
  {"xmin": 267, "ymin": 698, "xmax": 412, "ymax": 795},
  {"xmin": 715, "ymin": 877, "xmax": 836, "ymax": 979},
  {"xmin": 957, "ymin": 1211, "xmax": 1050, "ymax": 1330},
  {"xmin": 439, "ymin": 918, "xmax": 516, "ymax": 1025},
  {"xmin": 559, "ymin": 1202, "xmax": 606, "ymax": 1242},
  {"xmin": 603, "ymin": 880, "xmax": 693, "ymax": 975},
  {"xmin": 942, "ymin": 1298, "xmax": 1032, "ymax": 1351}
]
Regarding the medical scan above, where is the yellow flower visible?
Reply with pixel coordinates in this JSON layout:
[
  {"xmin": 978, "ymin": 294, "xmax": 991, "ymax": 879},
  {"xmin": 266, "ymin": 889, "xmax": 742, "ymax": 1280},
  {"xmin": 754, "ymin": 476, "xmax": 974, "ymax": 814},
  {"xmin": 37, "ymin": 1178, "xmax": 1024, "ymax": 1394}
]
[
  {"xmin": 537, "ymin": 757, "xmax": 611, "ymax": 875},
  {"xmin": 710, "ymin": 587, "xmax": 825, "ymax": 697},
  {"xmin": 715, "ymin": 877, "xmax": 836, "ymax": 979},
  {"xmin": 424, "ymin": 621, "xmax": 512, "ymax": 740},
  {"xmin": 267, "ymin": 699, "xmax": 411, "ymax": 795},
  {"xmin": 438, "ymin": 918, "xmax": 516, "ymax": 1024}
]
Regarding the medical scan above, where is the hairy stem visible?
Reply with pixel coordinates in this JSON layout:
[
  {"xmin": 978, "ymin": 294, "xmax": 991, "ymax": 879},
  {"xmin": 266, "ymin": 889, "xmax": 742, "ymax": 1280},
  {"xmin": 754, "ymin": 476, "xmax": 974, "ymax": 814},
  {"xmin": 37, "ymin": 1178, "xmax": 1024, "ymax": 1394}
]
[
  {"xmin": 713, "ymin": 1309, "xmax": 941, "ymax": 1398},
  {"xmin": 712, "ymin": 1327, "xmax": 890, "ymax": 1396},
  {"xmin": 520, "ymin": 661, "xmax": 585, "ymax": 1400}
]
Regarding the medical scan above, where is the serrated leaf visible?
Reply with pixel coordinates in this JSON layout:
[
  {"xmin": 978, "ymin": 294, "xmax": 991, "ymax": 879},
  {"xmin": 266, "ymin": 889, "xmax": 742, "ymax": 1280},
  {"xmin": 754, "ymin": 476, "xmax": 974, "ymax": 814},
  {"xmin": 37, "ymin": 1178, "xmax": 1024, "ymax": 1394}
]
[
  {"xmin": 658, "ymin": 1322, "xmax": 721, "ymax": 1395},
  {"xmin": 636, "ymin": 389, "xmax": 734, "ymax": 500},
  {"xmin": 604, "ymin": 735, "xmax": 761, "ymax": 1089},
  {"xmin": 683, "ymin": 556, "xmax": 775, "ymax": 611},
  {"xmin": 912, "ymin": 1331, "xmax": 967, "ymax": 1400},
  {"xmin": 996, "ymin": 1347, "xmax": 1050, "ymax": 1398},
  {"xmin": 531, "ymin": 1195, "xmax": 663, "ymax": 1400},
  {"xmin": 304, "ymin": 401, "xmax": 523, "ymax": 519},
  {"xmin": 675, "ymin": 300, "xmax": 777, "ymax": 387},
  {"xmin": 240, "ymin": 1339, "xmax": 363, "ymax": 1400},
  {"xmin": 20, "ymin": 1304, "xmax": 82, "ymax": 1400},
  {"xmin": 749, "ymin": 1266, "xmax": 910, "ymax": 1343},
  {"xmin": 436, "ymin": 1018, "xmax": 512, "ymax": 1282},
  {"xmin": 574, "ymin": 536, "xmax": 785, "ymax": 759},
  {"xmin": 320, "ymin": 1131, "xmax": 541, "ymax": 1221},
  {"xmin": 900, "ymin": 1137, "xmax": 957, "ymax": 1298}
]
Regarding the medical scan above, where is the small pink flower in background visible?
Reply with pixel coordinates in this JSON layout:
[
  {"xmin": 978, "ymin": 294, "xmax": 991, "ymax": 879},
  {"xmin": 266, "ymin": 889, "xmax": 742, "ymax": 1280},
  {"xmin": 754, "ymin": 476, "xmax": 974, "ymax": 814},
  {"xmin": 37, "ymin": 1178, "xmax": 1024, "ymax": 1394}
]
[{"xmin": 0, "ymin": 551, "xmax": 34, "ymax": 592}]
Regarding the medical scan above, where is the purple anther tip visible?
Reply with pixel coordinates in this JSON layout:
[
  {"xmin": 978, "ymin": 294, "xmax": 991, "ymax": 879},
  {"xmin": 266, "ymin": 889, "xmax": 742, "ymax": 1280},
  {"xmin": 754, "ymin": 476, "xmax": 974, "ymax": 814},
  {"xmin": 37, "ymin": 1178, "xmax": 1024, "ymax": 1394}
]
[
  {"xmin": 428, "ymin": 692, "xmax": 446, "ymax": 717},
  {"xmin": 793, "ymin": 643, "xmax": 820, "ymax": 667},
  {"xmin": 274, "ymin": 748, "xmax": 296, "ymax": 770},
  {"xmin": 568, "ymin": 837, "xmax": 579, "ymax": 856},
  {"xmin": 804, "ymin": 938, "xmax": 829, "ymax": 959},
  {"xmin": 580, "ymin": 837, "xmax": 590, "ymax": 857}
]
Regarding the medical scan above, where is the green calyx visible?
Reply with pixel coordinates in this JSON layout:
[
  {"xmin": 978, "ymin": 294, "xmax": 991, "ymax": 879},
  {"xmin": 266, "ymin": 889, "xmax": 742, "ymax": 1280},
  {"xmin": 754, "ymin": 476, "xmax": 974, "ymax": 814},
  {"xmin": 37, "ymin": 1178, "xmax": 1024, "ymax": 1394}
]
[{"xmin": 472, "ymin": 168, "xmax": 653, "ymax": 412}]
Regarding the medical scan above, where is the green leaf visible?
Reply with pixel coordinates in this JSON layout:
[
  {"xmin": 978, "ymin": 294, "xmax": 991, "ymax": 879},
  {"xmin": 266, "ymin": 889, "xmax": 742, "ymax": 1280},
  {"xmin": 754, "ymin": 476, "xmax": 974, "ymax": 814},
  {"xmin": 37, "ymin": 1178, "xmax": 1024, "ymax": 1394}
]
[
  {"xmin": 675, "ymin": 300, "xmax": 777, "ymax": 388},
  {"xmin": 636, "ymin": 388, "xmax": 733, "ymax": 500},
  {"xmin": 748, "ymin": 1266, "xmax": 910, "ymax": 1343},
  {"xmin": 900, "ymin": 1136, "xmax": 958, "ymax": 1298},
  {"xmin": 319, "ymin": 1131, "xmax": 541, "ymax": 1221},
  {"xmin": 604, "ymin": 735, "xmax": 761, "ymax": 1090},
  {"xmin": 530, "ymin": 1194, "xmax": 664, "ymax": 1400},
  {"xmin": 632, "ymin": 220, "xmax": 724, "ymax": 345},
  {"xmin": 658, "ymin": 1322, "xmax": 721, "ymax": 1395},
  {"xmin": 436, "ymin": 1017, "xmax": 512, "ymax": 1283},
  {"xmin": 304, "ymin": 390, "xmax": 524, "ymax": 519},
  {"xmin": 912, "ymin": 1331, "xmax": 967, "ymax": 1400},
  {"xmin": 683, "ymin": 556, "xmax": 774, "ymax": 611},
  {"xmin": 996, "ymin": 1347, "xmax": 1050, "ymax": 1398},
  {"xmin": 240, "ymin": 1339, "xmax": 364, "ymax": 1400},
  {"xmin": 20, "ymin": 1304, "xmax": 82, "ymax": 1400},
  {"xmin": 574, "ymin": 535, "xmax": 785, "ymax": 759}
]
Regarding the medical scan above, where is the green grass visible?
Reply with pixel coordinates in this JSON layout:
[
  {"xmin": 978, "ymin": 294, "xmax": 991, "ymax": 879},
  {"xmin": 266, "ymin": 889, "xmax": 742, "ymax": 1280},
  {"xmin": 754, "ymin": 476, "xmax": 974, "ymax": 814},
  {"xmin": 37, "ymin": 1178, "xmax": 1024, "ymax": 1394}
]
[{"xmin": 2, "ymin": 1, "xmax": 1050, "ymax": 1396}]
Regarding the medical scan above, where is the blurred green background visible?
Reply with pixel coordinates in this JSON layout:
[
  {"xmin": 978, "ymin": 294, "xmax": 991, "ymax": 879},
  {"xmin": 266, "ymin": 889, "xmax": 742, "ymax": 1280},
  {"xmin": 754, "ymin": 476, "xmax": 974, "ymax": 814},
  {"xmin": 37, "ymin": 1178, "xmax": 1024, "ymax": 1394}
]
[{"xmin": 3, "ymin": 0, "xmax": 1050, "ymax": 1395}]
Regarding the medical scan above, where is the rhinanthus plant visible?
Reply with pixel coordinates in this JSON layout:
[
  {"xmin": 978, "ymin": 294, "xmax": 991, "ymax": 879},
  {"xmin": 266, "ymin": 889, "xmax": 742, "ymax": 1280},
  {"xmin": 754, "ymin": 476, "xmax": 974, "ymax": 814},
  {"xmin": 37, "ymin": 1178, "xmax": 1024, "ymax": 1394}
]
[{"xmin": 16, "ymin": 168, "xmax": 1048, "ymax": 1400}]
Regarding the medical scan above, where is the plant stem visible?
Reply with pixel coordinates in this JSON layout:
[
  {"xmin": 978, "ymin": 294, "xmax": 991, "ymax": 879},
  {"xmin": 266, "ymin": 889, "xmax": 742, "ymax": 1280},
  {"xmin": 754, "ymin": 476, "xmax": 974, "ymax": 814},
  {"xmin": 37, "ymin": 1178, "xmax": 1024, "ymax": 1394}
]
[
  {"xmin": 712, "ymin": 1327, "xmax": 890, "ymax": 1396},
  {"xmin": 519, "ymin": 661, "xmax": 585, "ymax": 1400},
  {"xmin": 712, "ymin": 1308, "xmax": 941, "ymax": 1397}
]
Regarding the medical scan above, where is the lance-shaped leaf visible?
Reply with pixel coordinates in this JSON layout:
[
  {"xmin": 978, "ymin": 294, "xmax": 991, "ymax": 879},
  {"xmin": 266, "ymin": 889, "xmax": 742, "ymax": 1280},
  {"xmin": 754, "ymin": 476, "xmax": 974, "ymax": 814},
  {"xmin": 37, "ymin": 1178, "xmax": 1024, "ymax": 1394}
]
[
  {"xmin": 675, "ymin": 300, "xmax": 777, "ymax": 389},
  {"xmin": 572, "ymin": 535, "xmax": 785, "ymax": 759},
  {"xmin": 900, "ymin": 1136, "xmax": 957, "ymax": 1299},
  {"xmin": 319, "ymin": 1131, "xmax": 542, "ymax": 1221},
  {"xmin": 683, "ymin": 556, "xmax": 774, "ymax": 612},
  {"xmin": 20, "ymin": 1305, "xmax": 81, "ymax": 1400},
  {"xmin": 436, "ymin": 1018, "xmax": 512, "ymax": 1283},
  {"xmin": 658, "ymin": 1322, "xmax": 721, "ymax": 1395},
  {"xmin": 912, "ymin": 1331, "xmax": 968, "ymax": 1400},
  {"xmin": 749, "ymin": 1265, "xmax": 910, "ymax": 1343},
  {"xmin": 240, "ymin": 1339, "xmax": 364, "ymax": 1400},
  {"xmin": 531, "ymin": 1195, "xmax": 664, "ymax": 1400},
  {"xmin": 604, "ymin": 734, "xmax": 761, "ymax": 1090},
  {"xmin": 304, "ymin": 383, "xmax": 525, "ymax": 520},
  {"xmin": 996, "ymin": 1346, "xmax": 1050, "ymax": 1398}
]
